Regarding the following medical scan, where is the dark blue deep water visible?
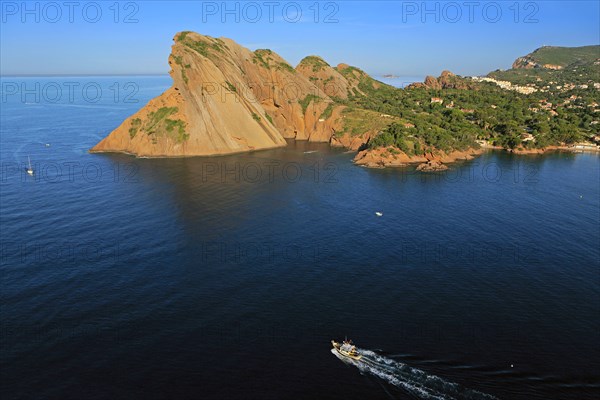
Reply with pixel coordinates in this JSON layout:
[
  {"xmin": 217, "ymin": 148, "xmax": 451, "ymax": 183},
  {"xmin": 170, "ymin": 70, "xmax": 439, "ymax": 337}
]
[{"xmin": 1, "ymin": 77, "xmax": 599, "ymax": 400}]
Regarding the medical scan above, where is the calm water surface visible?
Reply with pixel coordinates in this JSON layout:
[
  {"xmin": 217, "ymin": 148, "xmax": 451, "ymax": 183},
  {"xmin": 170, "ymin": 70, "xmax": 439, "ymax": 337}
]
[{"xmin": 1, "ymin": 77, "xmax": 599, "ymax": 399}]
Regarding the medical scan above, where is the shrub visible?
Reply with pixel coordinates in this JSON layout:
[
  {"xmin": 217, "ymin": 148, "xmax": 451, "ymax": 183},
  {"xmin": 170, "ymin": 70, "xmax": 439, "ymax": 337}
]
[
  {"xmin": 320, "ymin": 103, "xmax": 334, "ymax": 120},
  {"xmin": 225, "ymin": 81, "xmax": 237, "ymax": 93},
  {"xmin": 299, "ymin": 94, "xmax": 321, "ymax": 114},
  {"xmin": 276, "ymin": 62, "xmax": 295, "ymax": 73},
  {"xmin": 129, "ymin": 118, "xmax": 142, "ymax": 138}
]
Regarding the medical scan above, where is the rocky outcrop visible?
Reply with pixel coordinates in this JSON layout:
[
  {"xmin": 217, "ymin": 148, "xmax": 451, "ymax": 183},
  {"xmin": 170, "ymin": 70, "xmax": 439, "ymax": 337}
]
[
  {"xmin": 512, "ymin": 56, "xmax": 564, "ymax": 70},
  {"xmin": 296, "ymin": 56, "xmax": 351, "ymax": 99},
  {"xmin": 416, "ymin": 160, "xmax": 448, "ymax": 171},
  {"xmin": 512, "ymin": 57, "xmax": 538, "ymax": 69},
  {"xmin": 354, "ymin": 146, "xmax": 483, "ymax": 169},
  {"xmin": 353, "ymin": 147, "xmax": 427, "ymax": 168},
  {"xmin": 508, "ymin": 145, "xmax": 599, "ymax": 155},
  {"xmin": 92, "ymin": 33, "xmax": 285, "ymax": 156},
  {"xmin": 330, "ymin": 129, "xmax": 376, "ymax": 151},
  {"xmin": 91, "ymin": 32, "xmax": 356, "ymax": 157},
  {"xmin": 542, "ymin": 64, "xmax": 563, "ymax": 70},
  {"xmin": 406, "ymin": 71, "xmax": 473, "ymax": 90},
  {"xmin": 334, "ymin": 63, "xmax": 385, "ymax": 95}
]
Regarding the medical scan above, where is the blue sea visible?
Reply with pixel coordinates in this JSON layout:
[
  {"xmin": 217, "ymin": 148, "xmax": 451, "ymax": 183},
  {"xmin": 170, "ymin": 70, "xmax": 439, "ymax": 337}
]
[{"xmin": 1, "ymin": 76, "xmax": 599, "ymax": 399}]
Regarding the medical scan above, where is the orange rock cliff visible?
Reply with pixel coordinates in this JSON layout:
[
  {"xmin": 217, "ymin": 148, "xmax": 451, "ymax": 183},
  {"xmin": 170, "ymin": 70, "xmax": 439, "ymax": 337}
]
[{"xmin": 91, "ymin": 31, "xmax": 373, "ymax": 157}]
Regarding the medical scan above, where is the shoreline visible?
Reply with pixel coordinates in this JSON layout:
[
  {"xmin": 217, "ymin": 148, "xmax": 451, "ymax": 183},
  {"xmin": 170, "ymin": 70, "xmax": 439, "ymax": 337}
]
[
  {"xmin": 353, "ymin": 144, "xmax": 600, "ymax": 170},
  {"xmin": 89, "ymin": 141, "xmax": 600, "ymax": 163},
  {"xmin": 508, "ymin": 145, "xmax": 600, "ymax": 155}
]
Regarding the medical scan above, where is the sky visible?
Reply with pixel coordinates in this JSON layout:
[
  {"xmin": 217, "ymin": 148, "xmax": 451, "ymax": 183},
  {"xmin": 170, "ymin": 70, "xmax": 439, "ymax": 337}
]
[{"xmin": 1, "ymin": 1, "xmax": 599, "ymax": 77}]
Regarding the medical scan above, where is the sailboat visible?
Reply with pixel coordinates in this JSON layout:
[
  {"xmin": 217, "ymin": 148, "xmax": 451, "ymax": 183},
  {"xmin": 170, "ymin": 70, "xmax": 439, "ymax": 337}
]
[{"xmin": 27, "ymin": 156, "xmax": 34, "ymax": 176}]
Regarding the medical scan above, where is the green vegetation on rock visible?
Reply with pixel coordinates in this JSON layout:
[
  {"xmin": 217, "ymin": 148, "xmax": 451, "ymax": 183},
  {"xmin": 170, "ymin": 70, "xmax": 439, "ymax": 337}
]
[
  {"xmin": 335, "ymin": 108, "xmax": 395, "ymax": 138},
  {"xmin": 319, "ymin": 103, "xmax": 335, "ymax": 120},
  {"xmin": 177, "ymin": 31, "xmax": 191, "ymax": 41},
  {"xmin": 164, "ymin": 119, "xmax": 189, "ymax": 143},
  {"xmin": 253, "ymin": 49, "xmax": 273, "ymax": 69},
  {"xmin": 129, "ymin": 118, "xmax": 142, "ymax": 139},
  {"xmin": 299, "ymin": 94, "xmax": 321, "ymax": 114},
  {"xmin": 519, "ymin": 45, "xmax": 599, "ymax": 68},
  {"xmin": 179, "ymin": 33, "xmax": 226, "ymax": 58},
  {"xmin": 225, "ymin": 81, "xmax": 237, "ymax": 93},
  {"xmin": 276, "ymin": 62, "xmax": 295, "ymax": 73},
  {"xmin": 137, "ymin": 107, "xmax": 190, "ymax": 144},
  {"xmin": 172, "ymin": 55, "xmax": 190, "ymax": 84},
  {"xmin": 336, "ymin": 65, "xmax": 365, "ymax": 81},
  {"xmin": 299, "ymin": 56, "xmax": 330, "ymax": 72},
  {"xmin": 147, "ymin": 107, "xmax": 178, "ymax": 132}
]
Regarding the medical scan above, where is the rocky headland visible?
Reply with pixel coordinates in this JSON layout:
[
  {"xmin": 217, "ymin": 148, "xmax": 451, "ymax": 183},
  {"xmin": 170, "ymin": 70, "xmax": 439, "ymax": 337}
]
[{"xmin": 92, "ymin": 35, "xmax": 599, "ymax": 169}]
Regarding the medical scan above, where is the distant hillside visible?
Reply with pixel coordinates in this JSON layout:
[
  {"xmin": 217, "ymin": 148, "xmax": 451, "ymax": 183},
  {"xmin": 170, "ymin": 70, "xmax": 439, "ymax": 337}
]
[
  {"xmin": 487, "ymin": 45, "xmax": 599, "ymax": 88},
  {"xmin": 512, "ymin": 45, "xmax": 599, "ymax": 69}
]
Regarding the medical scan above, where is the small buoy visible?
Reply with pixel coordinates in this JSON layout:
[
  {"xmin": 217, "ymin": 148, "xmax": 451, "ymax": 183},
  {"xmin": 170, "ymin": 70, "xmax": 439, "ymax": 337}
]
[
  {"xmin": 511, "ymin": 364, "xmax": 514, "ymax": 368},
  {"xmin": 580, "ymin": 195, "xmax": 583, "ymax": 199}
]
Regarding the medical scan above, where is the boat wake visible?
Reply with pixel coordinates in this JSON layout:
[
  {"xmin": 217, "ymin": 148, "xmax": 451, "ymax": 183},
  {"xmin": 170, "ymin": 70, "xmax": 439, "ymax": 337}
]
[{"xmin": 332, "ymin": 348, "xmax": 497, "ymax": 400}]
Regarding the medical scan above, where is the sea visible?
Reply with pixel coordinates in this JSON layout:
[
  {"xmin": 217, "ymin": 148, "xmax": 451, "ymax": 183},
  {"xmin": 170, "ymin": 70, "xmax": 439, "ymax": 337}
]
[{"xmin": 1, "ymin": 76, "xmax": 599, "ymax": 400}]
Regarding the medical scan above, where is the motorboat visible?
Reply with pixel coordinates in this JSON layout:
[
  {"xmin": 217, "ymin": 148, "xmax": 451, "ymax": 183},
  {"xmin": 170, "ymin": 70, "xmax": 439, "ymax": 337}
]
[
  {"xmin": 331, "ymin": 339, "xmax": 362, "ymax": 360},
  {"xmin": 27, "ymin": 156, "xmax": 34, "ymax": 176}
]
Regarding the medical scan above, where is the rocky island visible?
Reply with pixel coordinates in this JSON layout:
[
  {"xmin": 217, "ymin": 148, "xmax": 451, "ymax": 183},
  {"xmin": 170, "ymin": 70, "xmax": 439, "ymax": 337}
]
[{"xmin": 92, "ymin": 34, "xmax": 599, "ymax": 169}]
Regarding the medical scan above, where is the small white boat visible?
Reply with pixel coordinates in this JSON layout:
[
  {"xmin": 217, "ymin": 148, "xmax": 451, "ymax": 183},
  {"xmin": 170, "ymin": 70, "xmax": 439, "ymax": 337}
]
[
  {"xmin": 26, "ymin": 156, "xmax": 34, "ymax": 176},
  {"xmin": 331, "ymin": 339, "xmax": 362, "ymax": 360},
  {"xmin": 375, "ymin": 212, "xmax": 383, "ymax": 217}
]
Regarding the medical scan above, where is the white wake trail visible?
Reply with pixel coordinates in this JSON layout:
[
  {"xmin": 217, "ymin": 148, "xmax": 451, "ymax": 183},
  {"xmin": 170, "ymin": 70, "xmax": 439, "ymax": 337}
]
[{"xmin": 332, "ymin": 348, "xmax": 498, "ymax": 400}]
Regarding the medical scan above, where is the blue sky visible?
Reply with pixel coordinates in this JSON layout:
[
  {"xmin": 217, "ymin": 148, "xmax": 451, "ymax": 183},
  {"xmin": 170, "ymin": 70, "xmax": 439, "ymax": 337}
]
[{"xmin": 1, "ymin": 1, "xmax": 598, "ymax": 76}]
